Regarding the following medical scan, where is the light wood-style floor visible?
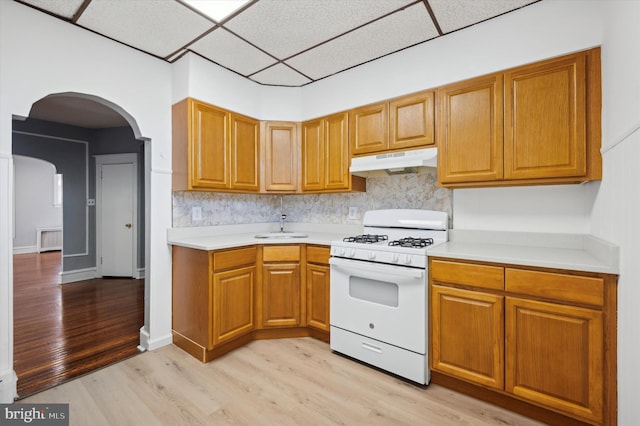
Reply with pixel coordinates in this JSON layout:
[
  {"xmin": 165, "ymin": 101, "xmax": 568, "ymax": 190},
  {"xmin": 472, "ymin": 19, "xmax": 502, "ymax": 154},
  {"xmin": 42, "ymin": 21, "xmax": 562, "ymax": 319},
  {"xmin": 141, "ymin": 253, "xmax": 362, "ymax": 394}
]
[{"xmin": 22, "ymin": 338, "xmax": 544, "ymax": 426}]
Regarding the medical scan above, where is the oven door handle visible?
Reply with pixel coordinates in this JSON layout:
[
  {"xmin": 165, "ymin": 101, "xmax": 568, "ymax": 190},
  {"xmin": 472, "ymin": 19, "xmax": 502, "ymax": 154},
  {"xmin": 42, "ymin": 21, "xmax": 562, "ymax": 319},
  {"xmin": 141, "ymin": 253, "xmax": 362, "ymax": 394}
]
[{"xmin": 329, "ymin": 257, "xmax": 424, "ymax": 280}]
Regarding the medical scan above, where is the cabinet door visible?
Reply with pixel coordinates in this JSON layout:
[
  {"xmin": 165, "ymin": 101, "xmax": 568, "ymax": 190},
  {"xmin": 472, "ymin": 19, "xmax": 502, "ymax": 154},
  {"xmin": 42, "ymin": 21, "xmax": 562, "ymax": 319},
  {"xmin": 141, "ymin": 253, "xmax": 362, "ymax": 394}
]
[
  {"xmin": 349, "ymin": 103, "xmax": 388, "ymax": 155},
  {"xmin": 505, "ymin": 297, "xmax": 603, "ymax": 423},
  {"xmin": 230, "ymin": 113, "xmax": 260, "ymax": 191},
  {"xmin": 212, "ymin": 265, "xmax": 255, "ymax": 345},
  {"xmin": 306, "ymin": 263, "xmax": 330, "ymax": 332},
  {"xmin": 262, "ymin": 264, "xmax": 301, "ymax": 327},
  {"xmin": 324, "ymin": 112, "xmax": 350, "ymax": 190},
  {"xmin": 431, "ymin": 285, "xmax": 504, "ymax": 389},
  {"xmin": 263, "ymin": 122, "xmax": 298, "ymax": 192},
  {"xmin": 191, "ymin": 100, "xmax": 230, "ymax": 189},
  {"xmin": 301, "ymin": 119, "xmax": 325, "ymax": 191},
  {"xmin": 389, "ymin": 91, "xmax": 435, "ymax": 150},
  {"xmin": 504, "ymin": 53, "xmax": 587, "ymax": 180},
  {"xmin": 438, "ymin": 74, "xmax": 504, "ymax": 184}
]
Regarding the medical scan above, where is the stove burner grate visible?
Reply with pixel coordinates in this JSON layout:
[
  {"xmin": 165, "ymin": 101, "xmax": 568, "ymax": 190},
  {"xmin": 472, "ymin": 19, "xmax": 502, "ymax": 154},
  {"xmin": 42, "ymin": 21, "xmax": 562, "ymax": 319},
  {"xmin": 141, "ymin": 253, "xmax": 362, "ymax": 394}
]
[
  {"xmin": 343, "ymin": 234, "xmax": 388, "ymax": 244},
  {"xmin": 388, "ymin": 237, "xmax": 434, "ymax": 248}
]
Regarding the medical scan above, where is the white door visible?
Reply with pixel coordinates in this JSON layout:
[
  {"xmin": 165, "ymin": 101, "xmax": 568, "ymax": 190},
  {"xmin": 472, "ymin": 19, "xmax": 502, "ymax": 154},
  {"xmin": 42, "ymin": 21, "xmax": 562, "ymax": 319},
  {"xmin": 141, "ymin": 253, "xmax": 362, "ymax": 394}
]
[{"xmin": 99, "ymin": 162, "xmax": 134, "ymax": 277}]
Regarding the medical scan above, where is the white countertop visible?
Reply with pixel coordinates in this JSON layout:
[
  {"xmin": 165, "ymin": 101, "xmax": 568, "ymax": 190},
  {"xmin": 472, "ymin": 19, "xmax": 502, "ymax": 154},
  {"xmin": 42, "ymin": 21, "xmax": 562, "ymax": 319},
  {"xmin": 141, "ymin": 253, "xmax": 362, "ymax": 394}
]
[
  {"xmin": 167, "ymin": 222, "xmax": 360, "ymax": 251},
  {"xmin": 428, "ymin": 229, "xmax": 619, "ymax": 275},
  {"xmin": 168, "ymin": 225, "xmax": 619, "ymax": 275}
]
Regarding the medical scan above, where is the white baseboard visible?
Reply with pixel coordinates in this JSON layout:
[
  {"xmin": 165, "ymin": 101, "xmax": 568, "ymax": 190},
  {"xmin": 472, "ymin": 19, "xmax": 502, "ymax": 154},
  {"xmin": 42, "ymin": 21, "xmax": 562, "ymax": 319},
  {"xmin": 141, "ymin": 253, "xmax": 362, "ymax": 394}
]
[
  {"xmin": 139, "ymin": 327, "xmax": 172, "ymax": 352},
  {"xmin": 60, "ymin": 267, "xmax": 97, "ymax": 284},
  {"xmin": 135, "ymin": 268, "xmax": 145, "ymax": 279},
  {"xmin": 0, "ymin": 368, "xmax": 17, "ymax": 403},
  {"xmin": 12, "ymin": 246, "xmax": 36, "ymax": 255}
]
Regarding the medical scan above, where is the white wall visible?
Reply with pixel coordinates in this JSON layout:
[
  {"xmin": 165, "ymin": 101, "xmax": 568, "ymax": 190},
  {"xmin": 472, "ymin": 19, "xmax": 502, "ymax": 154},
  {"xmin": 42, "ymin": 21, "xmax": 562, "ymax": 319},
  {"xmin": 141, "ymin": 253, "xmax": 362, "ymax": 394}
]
[
  {"xmin": 12, "ymin": 156, "xmax": 62, "ymax": 252},
  {"xmin": 0, "ymin": 0, "xmax": 174, "ymax": 401},
  {"xmin": 590, "ymin": 2, "xmax": 640, "ymax": 425},
  {"xmin": 2, "ymin": 0, "xmax": 638, "ymax": 422}
]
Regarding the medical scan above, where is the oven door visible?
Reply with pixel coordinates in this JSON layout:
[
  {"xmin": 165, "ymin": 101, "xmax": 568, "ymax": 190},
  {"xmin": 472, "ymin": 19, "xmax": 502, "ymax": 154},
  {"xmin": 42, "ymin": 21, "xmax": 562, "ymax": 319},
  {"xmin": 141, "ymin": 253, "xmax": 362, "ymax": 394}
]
[{"xmin": 329, "ymin": 256, "xmax": 427, "ymax": 354}]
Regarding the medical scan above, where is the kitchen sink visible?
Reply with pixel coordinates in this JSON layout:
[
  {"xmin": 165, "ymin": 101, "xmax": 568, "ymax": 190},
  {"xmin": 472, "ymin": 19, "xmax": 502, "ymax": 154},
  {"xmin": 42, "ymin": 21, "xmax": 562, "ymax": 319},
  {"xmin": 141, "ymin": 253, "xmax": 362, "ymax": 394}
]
[{"xmin": 254, "ymin": 232, "xmax": 308, "ymax": 239}]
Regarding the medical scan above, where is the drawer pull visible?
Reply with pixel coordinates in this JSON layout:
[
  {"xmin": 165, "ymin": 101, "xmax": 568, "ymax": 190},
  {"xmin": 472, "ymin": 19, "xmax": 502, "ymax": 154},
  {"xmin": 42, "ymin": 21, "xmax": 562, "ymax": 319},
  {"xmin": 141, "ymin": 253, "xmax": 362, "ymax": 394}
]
[{"xmin": 361, "ymin": 342, "xmax": 382, "ymax": 354}]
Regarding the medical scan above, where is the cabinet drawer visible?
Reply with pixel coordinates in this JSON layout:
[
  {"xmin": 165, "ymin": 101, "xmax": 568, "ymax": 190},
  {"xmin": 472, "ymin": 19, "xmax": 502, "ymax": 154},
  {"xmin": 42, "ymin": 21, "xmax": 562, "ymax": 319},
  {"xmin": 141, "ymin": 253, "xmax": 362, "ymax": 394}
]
[
  {"xmin": 431, "ymin": 259, "xmax": 504, "ymax": 291},
  {"xmin": 263, "ymin": 245, "xmax": 301, "ymax": 262},
  {"xmin": 307, "ymin": 245, "xmax": 330, "ymax": 264},
  {"xmin": 213, "ymin": 246, "xmax": 257, "ymax": 272},
  {"xmin": 506, "ymin": 268, "xmax": 604, "ymax": 306}
]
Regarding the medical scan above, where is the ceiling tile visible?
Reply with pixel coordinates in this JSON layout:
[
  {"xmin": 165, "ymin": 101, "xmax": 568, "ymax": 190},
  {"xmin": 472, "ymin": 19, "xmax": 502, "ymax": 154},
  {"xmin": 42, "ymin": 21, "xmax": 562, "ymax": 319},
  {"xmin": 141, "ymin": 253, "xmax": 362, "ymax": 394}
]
[
  {"xmin": 286, "ymin": 3, "xmax": 438, "ymax": 81},
  {"xmin": 250, "ymin": 64, "xmax": 312, "ymax": 87},
  {"xmin": 429, "ymin": 0, "xmax": 539, "ymax": 33},
  {"xmin": 224, "ymin": 0, "xmax": 415, "ymax": 59},
  {"xmin": 190, "ymin": 28, "xmax": 277, "ymax": 76},
  {"xmin": 76, "ymin": 0, "xmax": 215, "ymax": 57},
  {"xmin": 18, "ymin": 0, "xmax": 85, "ymax": 19}
]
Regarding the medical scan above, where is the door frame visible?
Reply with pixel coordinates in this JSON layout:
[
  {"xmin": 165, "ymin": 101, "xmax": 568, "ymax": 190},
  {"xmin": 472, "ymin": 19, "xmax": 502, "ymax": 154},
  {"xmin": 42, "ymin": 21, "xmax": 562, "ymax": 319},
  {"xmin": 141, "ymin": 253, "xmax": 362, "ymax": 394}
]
[{"xmin": 95, "ymin": 153, "xmax": 138, "ymax": 278}]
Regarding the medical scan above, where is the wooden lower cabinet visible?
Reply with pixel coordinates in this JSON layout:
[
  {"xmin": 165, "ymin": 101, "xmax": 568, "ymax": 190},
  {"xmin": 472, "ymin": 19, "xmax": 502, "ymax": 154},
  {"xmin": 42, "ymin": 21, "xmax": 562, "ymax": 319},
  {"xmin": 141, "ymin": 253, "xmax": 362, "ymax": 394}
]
[
  {"xmin": 261, "ymin": 263, "xmax": 301, "ymax": 327},
  {"xmin": 173, "ymin": 243, "xmax": 331, "ymax": 363},
  {"xmin": 506, "ymin": 297, "xmax": 604, "ymax": 424},
  {"xmin": 429, "ymin": 257, "xmax": 617, "ymax": 426},
  {"xmin": 306, "ymin": 246, "xmax": 331, "ymax": 332},
  {"xmin": 212, "ymin": 265, "xmax": 256, "ymax": 345},
  {"xmin": 431, "ymin": 285, "xmax": 504, "ymax": 389}
]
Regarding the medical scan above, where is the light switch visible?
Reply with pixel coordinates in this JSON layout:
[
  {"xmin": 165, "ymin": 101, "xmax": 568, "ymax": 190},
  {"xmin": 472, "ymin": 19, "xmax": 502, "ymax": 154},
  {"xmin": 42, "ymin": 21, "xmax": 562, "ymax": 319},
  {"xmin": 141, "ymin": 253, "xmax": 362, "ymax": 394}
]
[
  {"xmin": 192, "ymin": 206, "xmax": 202, "ymax": 221},
  {"xmin": 348, "ymin": 206, "xmax": 358, "ymax": 220}
]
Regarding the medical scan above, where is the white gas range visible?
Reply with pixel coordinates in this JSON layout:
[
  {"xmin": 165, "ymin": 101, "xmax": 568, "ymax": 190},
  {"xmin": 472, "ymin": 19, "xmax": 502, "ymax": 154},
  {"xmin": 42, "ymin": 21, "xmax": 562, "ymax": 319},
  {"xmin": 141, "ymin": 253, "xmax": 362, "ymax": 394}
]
[{"xmin": 329, "ymin": 209, "xmax": 448, "ymax": 385}]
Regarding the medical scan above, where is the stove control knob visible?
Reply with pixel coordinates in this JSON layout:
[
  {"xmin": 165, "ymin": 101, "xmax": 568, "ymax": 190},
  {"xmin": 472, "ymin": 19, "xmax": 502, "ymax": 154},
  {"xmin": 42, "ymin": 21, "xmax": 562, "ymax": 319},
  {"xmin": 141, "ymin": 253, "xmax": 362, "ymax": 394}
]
[
  {"xmin": 403, "ymin": 254, "xmax": 412, "ymax": 265},
  {"xmin": 391, "ymin": 253, "xmax": 399, "ymax": 263},
  {"xmin": 348, "ymin": 248, "xmax": 356, "ymax": 257},
  {"xmin": 368, "ymin": 251, "xmax": 376, "ymax": 260},
  {"xmin": 337, "ymin": 247, "xmax": 345, "ymax": 256}
]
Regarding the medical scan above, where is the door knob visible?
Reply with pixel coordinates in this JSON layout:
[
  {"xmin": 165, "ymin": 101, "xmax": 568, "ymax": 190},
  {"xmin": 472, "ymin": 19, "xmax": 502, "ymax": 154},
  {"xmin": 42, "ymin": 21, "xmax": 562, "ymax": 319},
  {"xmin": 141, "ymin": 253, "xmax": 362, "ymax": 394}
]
[{"xmin": 125, "ymin": 223, "xmax": 132, "ymax": 228}]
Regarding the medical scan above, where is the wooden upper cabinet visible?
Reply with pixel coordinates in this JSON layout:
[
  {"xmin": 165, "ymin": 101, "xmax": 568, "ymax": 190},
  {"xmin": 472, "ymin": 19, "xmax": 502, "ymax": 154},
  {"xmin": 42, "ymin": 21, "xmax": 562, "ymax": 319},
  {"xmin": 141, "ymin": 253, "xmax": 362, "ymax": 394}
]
[
  {"xmin": 172, "ymin": 98, "xmax": 260, "ymax": 192},
  {"xmin": 301, "ymin": 118, "xmax": 325, "ymax": 191},
  {"xmin": 438, "ymin": 47, "xmax": 601, "ymax": 188},
  {"xmin": 173, "ymin": 98, "xmax": 230, "ymax": 190},
  {"xmin": 438, "ymin": 74, "xmax": 504, "ymax": 184},
  {"xmin": 504, "ymin": 53, "xmax": 587, "ymax": 180},
  {"xmin": 262, "ymin": 121, "xmax": 299, "ymax": 192},
  {"xmin": 325, "ymin": 112, "xmax": 350, "ymax": 190},
  {"xmin": 349, "ymin": 103, "xmax": 388, "ymax": 155},
  {"xmin": 230, "ymin": 113, "xmax": 259, "ymax": 191},
  {"xmin": 350, "ymin": 90, "xmax": 435, "ymax": 156},
  {"xmin": 302, "ymin": 113, "xmax": 365, "ymax": 193},
  {"xmin": 389, "ymin": 90, "xmax": 435, "ymax": 150}
]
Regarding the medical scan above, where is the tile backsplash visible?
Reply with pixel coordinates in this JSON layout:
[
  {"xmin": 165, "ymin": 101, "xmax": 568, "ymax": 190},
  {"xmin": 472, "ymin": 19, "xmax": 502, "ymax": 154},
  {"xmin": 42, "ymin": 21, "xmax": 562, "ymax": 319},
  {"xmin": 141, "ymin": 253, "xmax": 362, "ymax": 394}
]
[{"xmin": 172, "ymin": 170, "xmax": 452, "ymax": 227}]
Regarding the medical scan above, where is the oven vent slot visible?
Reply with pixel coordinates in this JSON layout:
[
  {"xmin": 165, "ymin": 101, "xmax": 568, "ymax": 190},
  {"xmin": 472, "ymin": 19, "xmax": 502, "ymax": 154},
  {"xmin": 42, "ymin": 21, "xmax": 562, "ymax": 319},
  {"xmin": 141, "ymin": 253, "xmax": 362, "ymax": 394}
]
[{"xmin": 37, "ymin": 227, "xmax": 62, "ymax": 252}]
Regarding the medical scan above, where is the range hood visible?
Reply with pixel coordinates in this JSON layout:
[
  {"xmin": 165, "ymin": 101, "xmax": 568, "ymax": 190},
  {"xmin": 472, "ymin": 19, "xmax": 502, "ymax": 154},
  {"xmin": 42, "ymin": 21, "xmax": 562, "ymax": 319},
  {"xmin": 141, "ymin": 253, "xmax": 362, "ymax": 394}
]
[{"xmin": 349, "ymin": 147, "xmax": 438, "ymax": 177}]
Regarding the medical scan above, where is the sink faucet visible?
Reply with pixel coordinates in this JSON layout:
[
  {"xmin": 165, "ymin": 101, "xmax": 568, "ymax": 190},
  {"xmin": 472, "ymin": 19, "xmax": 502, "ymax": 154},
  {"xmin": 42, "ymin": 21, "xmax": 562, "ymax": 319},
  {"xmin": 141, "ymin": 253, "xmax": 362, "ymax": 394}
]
[{"xmin": 279, "ymin": 196, "xmax": 286, "ymax": 233}]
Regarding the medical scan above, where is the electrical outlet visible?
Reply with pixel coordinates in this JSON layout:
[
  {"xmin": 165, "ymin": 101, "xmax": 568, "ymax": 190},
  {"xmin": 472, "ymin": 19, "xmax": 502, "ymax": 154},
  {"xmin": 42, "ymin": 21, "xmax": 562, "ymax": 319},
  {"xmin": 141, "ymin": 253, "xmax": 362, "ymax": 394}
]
[
  {"xmin": 348, "ymin": 206, "xmax": 358, "ymax": 220},
  {"xmin": 87, "ymin": 199, "xmax": 96, "ymax": 206},
  {"xmin": 192, "ymin": 206, "xmax": 202, "ymax": 221}
]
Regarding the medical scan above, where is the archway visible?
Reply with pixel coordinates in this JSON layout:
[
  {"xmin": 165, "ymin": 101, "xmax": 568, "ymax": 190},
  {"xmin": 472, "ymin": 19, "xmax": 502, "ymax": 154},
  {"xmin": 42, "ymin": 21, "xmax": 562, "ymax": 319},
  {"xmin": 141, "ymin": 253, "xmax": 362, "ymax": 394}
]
[{"xmin": 11, "ymin": 92, "xmax": 151, "ymax": 397}]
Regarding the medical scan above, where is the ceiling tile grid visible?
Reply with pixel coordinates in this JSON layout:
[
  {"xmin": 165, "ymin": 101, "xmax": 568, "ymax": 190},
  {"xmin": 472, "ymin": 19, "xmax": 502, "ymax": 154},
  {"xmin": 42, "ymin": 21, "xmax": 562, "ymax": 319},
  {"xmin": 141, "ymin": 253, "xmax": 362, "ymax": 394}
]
[
  {"xmin": 285, "ymin": 2, "xmax": 439, "ymax": 81},
  {"xmin": 428, "ymin": 0, "xmax": 539, "ymax": 33},
  {"xmin": 250, "ymin": 63, "xmax": 312, "ymax": 86},
  {"xmin": 75, "ymin": 0, "xmax": 215, "ymax": 58},
  {"xmin": 190, "ymin": 28, "xmax": 278, "ymax": 76},
  {"xmin": 15, "ymin": 0, "xmax": 542, "ymax": 87},
  {"xmin": 223, "ymin": 0, "xmax": 417, "ymax": 60}
]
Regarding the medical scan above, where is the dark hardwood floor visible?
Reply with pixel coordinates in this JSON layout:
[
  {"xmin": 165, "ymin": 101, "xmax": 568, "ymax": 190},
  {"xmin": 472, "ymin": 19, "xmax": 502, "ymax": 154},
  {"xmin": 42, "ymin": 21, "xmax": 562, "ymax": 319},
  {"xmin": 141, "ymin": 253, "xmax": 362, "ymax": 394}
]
[{"xmin": 13, "ymin": 251, "xmax": 144, "ymax": 398}]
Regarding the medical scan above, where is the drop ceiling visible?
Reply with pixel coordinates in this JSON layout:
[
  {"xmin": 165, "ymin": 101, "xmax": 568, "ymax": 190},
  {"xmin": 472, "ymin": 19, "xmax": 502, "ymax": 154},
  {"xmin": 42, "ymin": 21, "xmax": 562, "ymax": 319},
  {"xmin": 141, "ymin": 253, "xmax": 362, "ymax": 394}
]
[{"xmin": 16, "ymin": 0, "xmax": 540, "ymax": 88}]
